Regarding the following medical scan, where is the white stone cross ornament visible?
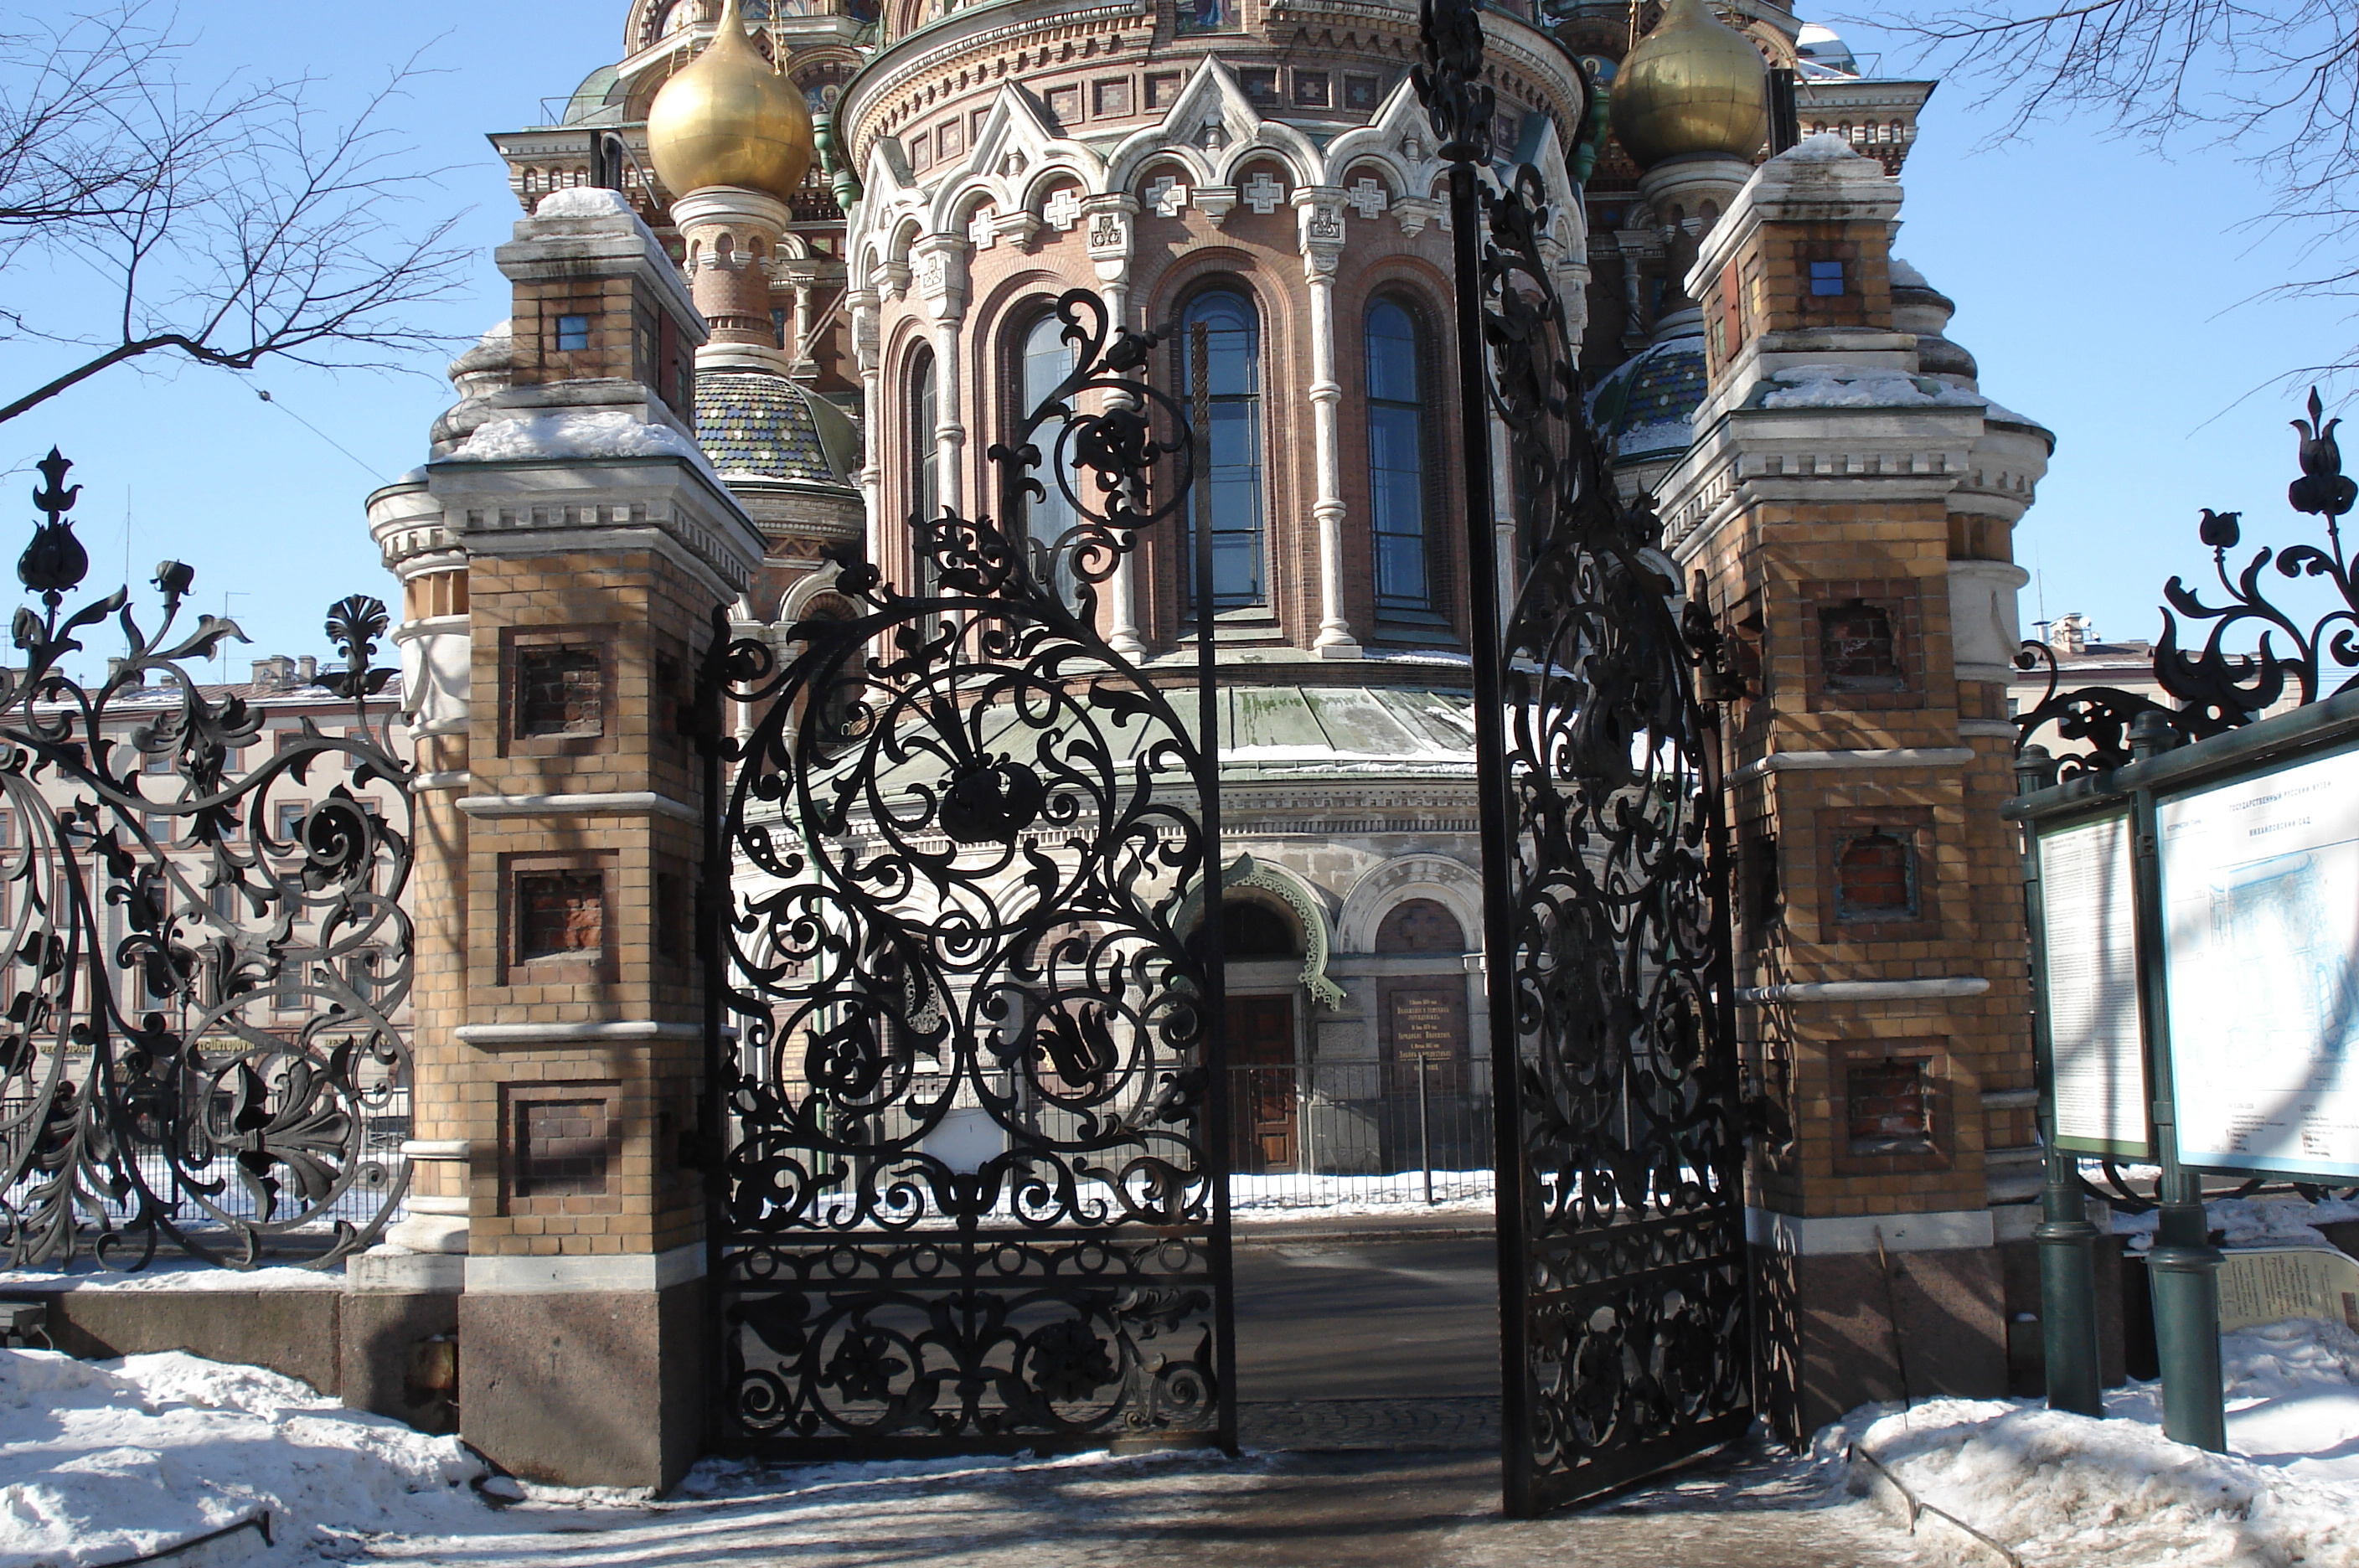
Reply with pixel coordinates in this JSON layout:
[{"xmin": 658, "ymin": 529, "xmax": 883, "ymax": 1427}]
[
  {"xmin": 1146, "ymin": 176, "xmax": 1190, "ymax": 218},
  {"xmin": 1043, "ymin": 188, "xmax": 1081, "ymax": 232},
  {"xmin": 1345, "ymin": 178, "xmax": 1390, "ymax": 219},
  {"xmin": 967, "ymin": 205, "xmax": 999, "ymax": 249},
  {"xmin": 1242, "ymin": 172, "xmax": 1286, "ymax": 214}
]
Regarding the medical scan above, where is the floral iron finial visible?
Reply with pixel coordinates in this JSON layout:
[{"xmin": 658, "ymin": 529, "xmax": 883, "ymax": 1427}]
[{"xmin": 20, "ymin": 448, "xmax": 88, "ymax": 609}]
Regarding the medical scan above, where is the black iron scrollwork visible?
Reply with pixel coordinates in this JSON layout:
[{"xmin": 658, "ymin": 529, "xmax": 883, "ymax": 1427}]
[
  {"xmin": 0, "ymin": 451, "xmax": 413, "ymax": 1271},
  {"xmin": 706, "ymin": 289, "xmax": 1229, "ymax": 1455},
  {"xmin": 1417, "ymin": 4, "xmax": 1749, "ymax": 1518},
  {"xmin": 2016, "ymin": 389, "xmax": 2359, "ymax": 774}
]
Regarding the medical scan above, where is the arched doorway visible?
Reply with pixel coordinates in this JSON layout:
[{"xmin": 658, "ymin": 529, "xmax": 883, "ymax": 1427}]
[
  {"xmin": 1214, "ymin": 894, "xmax": 1303, "ymax": 1175},
  {"xmin": 1374, "ymin": 898, "xmax": 1482, "ymax": 1179}
]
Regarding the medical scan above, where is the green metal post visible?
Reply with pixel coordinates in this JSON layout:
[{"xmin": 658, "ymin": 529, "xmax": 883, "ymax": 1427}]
[
  {"xmin": 2126, "ymin": 712, "xmax": 2226, "ymax": 1451},
  {"xmin": 2016, "ymin": 745, "xmax": 2103, "ymax": 1416}
]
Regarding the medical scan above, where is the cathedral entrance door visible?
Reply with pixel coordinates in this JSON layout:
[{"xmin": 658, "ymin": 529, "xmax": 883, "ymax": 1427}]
[{"xmin": 1226, "ymin": 995, "xmax": 1298, "ymax": 1173}]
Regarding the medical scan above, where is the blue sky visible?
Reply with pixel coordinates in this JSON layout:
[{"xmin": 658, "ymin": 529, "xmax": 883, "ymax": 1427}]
[{"xmin": 3, "ymin": 1, "xmax": 2347, "ymax": 680}]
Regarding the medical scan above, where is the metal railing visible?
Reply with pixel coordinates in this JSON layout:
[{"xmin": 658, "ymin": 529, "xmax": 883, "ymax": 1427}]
[{"xmin": 1224, "ymin": 1059, "xmax": 1495, "ymax": 1215}]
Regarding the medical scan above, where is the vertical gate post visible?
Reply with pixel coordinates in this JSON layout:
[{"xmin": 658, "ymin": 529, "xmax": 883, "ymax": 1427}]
[
  {"xmin": 1417, "ymin": 16, "xmax": 1536, "ymax": 1514},
  {"xmin": 379, "ymin": 188, "xmax": 767, "ymax": 1488},
  {"xmin": 2126, "ymin": 718, "xmax": 2227, "ymax": 1451},
  {"xmin": 2016, "ymin": 747, "xmax": 2103, "ymax": 1416}
]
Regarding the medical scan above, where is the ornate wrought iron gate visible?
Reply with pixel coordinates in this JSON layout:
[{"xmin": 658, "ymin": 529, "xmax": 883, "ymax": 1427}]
[
  {"xmin": 1417, "ymin": 0, "xmax": 1752, "ymax": 1516},
  {"xmin": 704, "ymin": 292, "xmax": 1233, "ymax": 1457},
  {"xmin": 0, "ymin": 452, "xmax": 415, "ymax": 1272}
]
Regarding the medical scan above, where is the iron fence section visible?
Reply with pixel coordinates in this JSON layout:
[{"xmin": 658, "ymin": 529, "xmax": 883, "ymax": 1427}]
[{"xmin": 0, "ymin": 452, "xmax": 415, "ymax": 1273}]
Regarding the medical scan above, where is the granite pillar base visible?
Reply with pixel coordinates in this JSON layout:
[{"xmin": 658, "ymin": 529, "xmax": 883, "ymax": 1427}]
[{"xmin": 457, "ymin": 1273, "xmax": 708, "ymax": 1489}]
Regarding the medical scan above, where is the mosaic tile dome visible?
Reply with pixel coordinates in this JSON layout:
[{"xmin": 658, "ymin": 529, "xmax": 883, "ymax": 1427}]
[
  {"xmin": 1587, "ymin": 331, "xmax": 1708, "ymax": 463},
  {"xmin": 695, "ymin": 370, "xmax": 853, "ymax": 486}
]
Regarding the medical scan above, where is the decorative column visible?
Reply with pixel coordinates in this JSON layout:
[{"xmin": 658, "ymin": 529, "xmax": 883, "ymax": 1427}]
[
  {"xmin": 1294, "ymin": 185, "xmax": 1361, "ymax": 659},
  {"xmin": 370, "ymin": 498, "xmax": 473, "ymax": 1269},
  {"xmin": 912, "ymin": 233, "xmax": 971, "ymax": 517},
  {"xmin": 783, "ymin": 256, "xmax": 822, "ymax": 381},
  {"xmin": 1085, "ymin": 193, "xmax": 1145, "ymax": 658},
  {"xmin": 1659, "ymin": 138, "xmax": 2054, "ymax": 1439},
  {"xmin": 849, "ymin": 281, "xmax": 885, "ymax": 566}
]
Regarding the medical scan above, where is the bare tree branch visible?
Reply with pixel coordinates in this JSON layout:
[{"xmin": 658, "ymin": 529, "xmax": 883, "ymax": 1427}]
[{"xmin": 0, "ymin": 2, "xmax": 469, "ymax": 425}]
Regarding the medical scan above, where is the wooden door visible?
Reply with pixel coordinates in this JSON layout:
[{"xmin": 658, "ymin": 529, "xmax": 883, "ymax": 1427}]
[{"xmin": 1225, "ymin": 994, "xmax": 1298, "ymax": 1173}]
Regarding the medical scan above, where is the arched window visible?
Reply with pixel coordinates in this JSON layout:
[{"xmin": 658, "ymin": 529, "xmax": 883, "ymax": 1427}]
[
  {"xmin": 1015, "ymin": 310, "xmax": 1079, "ymax": 556},
  {"xmin": 1179, "ymin": 289, "xmax": 1265, "ymax": 610},
  {"xmin": 908, "ymin": 344, "xmax": 939, "ymax": 587},
  {"xmin": 1365, "ymin": 298, "xmax": 1432, "ymax": 613},
  {"xmin": 908, "ymin": 344, "xmax": 937, "ymax": 526}
]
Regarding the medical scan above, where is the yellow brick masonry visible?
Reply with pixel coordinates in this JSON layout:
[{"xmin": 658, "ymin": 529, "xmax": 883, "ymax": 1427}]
[
  {"xmin": 1697, "ymin": 498, "xmax": 2035, "ymax": 1221},
  {"xmin": 445, "ymin": 548, "xmax": 717, "ymax": 1259}
]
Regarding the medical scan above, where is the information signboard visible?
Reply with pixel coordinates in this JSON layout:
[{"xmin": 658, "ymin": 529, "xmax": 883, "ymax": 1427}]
[
  {"xmin": 2036, "ymin": 812, "xmax": 2150, "ymax": 1158},
  {"xmin": 2160, "ymin": 744, "xmax": 2359, "ymax": 1179},
  {"xmin": 1388, "ymin": 988, "xmax": 1463, "ymax": 1061}
]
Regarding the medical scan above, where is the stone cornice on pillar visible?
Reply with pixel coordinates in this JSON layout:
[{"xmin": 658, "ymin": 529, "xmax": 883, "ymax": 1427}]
[
  {"xmin": 911, "ymin": 232, "xmax": 972, "ymax": 322},
  {"xmin": 426, "ymin": 453, "xmax": 767, "ymax": 604},
  {"xmin": 668, "ymin": 186, "xmax": 794, "ymax": 247},
  {"xmin": 1293, "ymin": 185, "xmax": 1346, "ymax": 273},
  {"xmin": 495, "ymin": 197, "xmax": 705, "ymax": 351},
  {"xmin": 1658, "ymin": 405, "xmax": 1987, "ymax": 558},
  {"xmin": 1082, "ymin": 193, "xmax": 1138, "ymax": 288}
]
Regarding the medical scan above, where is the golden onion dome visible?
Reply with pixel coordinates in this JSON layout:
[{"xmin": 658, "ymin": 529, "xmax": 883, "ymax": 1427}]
[
  {"xmin": 1608, "ymin": 0, "xmax": 1770, "ymax": 170},
  {"xmin": 646, "ymin": 0, "xmax": 814, "ymax": 203}
]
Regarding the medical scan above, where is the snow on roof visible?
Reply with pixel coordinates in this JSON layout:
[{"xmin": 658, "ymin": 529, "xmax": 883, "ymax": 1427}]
[
  {"xmin": 532, "ymin": 186, "xmax": 635, "ymax": 220},
  {"xmin": 446, "ymin": 409, "xmax": 718, "ymax": 479}
]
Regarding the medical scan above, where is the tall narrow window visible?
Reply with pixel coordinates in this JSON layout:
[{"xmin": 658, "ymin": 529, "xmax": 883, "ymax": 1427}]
[
  {"xmin": 908, "ymin": 346, "xmax": 938, "ymax": 526},
  {"xmin": 1017, "ymin": 312, "xmax": 1079, "ymax": 595},
  {"xmin": 1180, "ymin": 289, "xmax": 1265, "ymax": 610},
  {"xmin": 1365, "ymin": 299, "xmax": 1432, "ymax": 612}
]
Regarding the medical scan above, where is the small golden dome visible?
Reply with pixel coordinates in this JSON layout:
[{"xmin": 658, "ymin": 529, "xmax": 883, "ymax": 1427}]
[
  {"xmin": 646, "ymin": 0, "xmax": 814, "ymax": 203},
  {"xmin": 1608, "ymin": 0, "xmax": 1770, "ymax": 169}
]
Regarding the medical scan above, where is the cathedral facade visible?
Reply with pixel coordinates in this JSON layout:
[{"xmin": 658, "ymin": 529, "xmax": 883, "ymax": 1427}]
[{"xmin": 363, "ymin": 0, "xmax": 2055, "ymax": 1477}]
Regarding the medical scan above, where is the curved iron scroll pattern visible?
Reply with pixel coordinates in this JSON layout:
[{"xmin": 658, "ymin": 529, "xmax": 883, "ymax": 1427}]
[
  {"xmin": 2016, "ymin": 389, "xmax": 2359, "ymax": 776},
  {"xmin": 709, "ymin": 291, "xmax": 1227, "ymax": 1454},
  {"xmin": 0, "ymin": 451, "xmax": 413, "ymax": 1271},
  {"xmin": 1417, "ymin": 5, "xmax": 1749, "ymax": 1515}
]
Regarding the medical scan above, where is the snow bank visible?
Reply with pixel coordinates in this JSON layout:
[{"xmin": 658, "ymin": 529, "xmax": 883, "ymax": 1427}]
[
  {"xmin": 447, "ymin": 409, "xmax": 715, "ymax": 474},
  {"xmin": 1832, "ymin": 1318, "xmax": 2359, "ymax": 1566},
  {"xmin": 0, "ymin": 1349, "xmax": 487, "ymax": 1566},
  {"xmin": 2111, "ymin": 1190, "xmax": 2359, "ymax": 1251}
]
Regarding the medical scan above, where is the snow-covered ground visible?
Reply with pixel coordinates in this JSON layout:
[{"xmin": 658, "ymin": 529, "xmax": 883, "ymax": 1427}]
[
  {"xmin": 2109, "ymin": 1190, "xmax": 2359, "ymax": 1251},
  {"xmin": 1830, "ymin": 1318, "xmax": 2359, "ymax": 1566},
  {"xmin": 7, "ymin": 1316, "xmax": 2359, "ymax": 1565},
  {"xmin": 0, "ymin": 1350, "xmax": 483, "ymax": 1566},
  {"xmin": 1231, "ymin": 1168, "xmax": 1494, "ymax": 1217}
]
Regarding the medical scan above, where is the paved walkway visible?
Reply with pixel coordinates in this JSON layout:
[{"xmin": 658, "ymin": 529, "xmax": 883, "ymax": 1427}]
[
  {"xmin": 362, "ymin": 1234, "xmax": 1918, "ymax": 1566},
  {"xmin": 359, "ymin": 1433, "xmax": 1920, "ymax": 1568}
]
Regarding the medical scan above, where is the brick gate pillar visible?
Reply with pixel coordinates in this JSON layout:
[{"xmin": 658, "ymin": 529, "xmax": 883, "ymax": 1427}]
[
  {"xmin": 1652, "ymin": 137, "xmax": 2054, "ymax": 1438},
  {"xmin": 371, "ymin": 187, "xmax": 761, "ymax": 1488}
]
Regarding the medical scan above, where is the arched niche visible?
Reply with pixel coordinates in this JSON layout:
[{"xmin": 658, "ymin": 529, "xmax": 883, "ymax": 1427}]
[{"xmin": 1335, "ymin": 854, "xmax": 1483, "ymax": 955}]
